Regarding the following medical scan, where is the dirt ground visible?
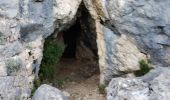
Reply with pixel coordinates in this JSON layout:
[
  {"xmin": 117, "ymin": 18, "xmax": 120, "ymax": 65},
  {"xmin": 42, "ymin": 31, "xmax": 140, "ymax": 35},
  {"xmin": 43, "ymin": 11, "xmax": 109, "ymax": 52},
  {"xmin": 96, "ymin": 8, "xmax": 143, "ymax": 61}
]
[{"xmin": 55, "ymin": 58, "xmax": 105, "ymax": 100}]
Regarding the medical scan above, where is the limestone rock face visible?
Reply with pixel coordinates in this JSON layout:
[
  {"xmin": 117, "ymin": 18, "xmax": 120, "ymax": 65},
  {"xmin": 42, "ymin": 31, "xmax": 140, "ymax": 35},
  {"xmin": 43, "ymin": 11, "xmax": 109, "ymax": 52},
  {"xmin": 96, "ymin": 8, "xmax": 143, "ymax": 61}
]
[
  {"xmin": 106, "ymin": 67, "xmax": 170, "ymax": 100},
  {"xmin": 97, "ymin": 25, "xmax": 146, "ymax": 84},
  {"xmin": 32, "ymin": 84, "xmax": 68, "ymax": 100},
  {"xmin": 1, "ymin": 0, "xmax": 170, "ymax": 99},
  {"xmin": 103, "ymin": 0, "xmax": 170, "ymax": 66},
  {"xmin": 0, "ymin": 0, "xmax": 81, "ymax": 99},
  {"xmin": 83, "ymin": 0, "xmax": 170, "ymax": 84}
]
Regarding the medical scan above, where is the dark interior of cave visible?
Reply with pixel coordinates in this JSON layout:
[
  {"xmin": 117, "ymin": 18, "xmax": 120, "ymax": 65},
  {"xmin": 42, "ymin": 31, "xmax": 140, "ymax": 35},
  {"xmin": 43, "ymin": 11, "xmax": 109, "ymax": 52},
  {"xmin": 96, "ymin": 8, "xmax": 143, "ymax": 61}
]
[
  {"xmin": 55, "ymin": 3, "xmax": 99, "ymax": 83},
  {"xmin": 61, "ymin": 3, "xmax": 98, "ymax": 59},
  {"xmin": 62, "ymin": 20, "xmax": 81, "ymax": 58}
]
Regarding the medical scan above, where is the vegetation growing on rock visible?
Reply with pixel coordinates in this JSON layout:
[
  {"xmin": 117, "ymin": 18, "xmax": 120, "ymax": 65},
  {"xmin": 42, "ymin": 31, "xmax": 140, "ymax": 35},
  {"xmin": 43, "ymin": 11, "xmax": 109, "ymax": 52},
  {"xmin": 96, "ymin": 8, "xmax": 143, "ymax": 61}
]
[
  {"xmin": 31, "ymin": 79, "xmax": 41, "ymax": 97},
  {"xmin": 134, "ymin": 59, "xmax": 152, "ymax": 76},
  {"xmin": 98, "ymin": 84, "xmax": 106, "ymax": 94},
  {"xmin": 39, "ymin": 36, "xmax": 65, "ymax": 82}
]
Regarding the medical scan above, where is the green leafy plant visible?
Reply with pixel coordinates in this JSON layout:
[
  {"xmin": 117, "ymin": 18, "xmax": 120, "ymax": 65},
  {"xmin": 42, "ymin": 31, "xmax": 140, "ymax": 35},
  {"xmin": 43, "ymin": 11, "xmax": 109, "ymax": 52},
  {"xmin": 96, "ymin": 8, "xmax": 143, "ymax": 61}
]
[
  {"xmin": 134, "ymin": 59, "xmax": 151, "ymax": 77},
  {"xmin": 39, "ymin": 37, "xmax": 65, "ymax": 82}
]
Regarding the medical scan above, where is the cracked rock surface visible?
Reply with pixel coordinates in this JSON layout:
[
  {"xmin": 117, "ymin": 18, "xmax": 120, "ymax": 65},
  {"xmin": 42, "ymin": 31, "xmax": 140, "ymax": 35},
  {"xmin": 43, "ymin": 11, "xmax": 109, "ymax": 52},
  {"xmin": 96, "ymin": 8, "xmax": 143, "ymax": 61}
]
[
  {"xmin": 0, "ymin": 0, "xmax": 81, "ymax": 99},
  {"xmin": 85, "ymin": 0, "xmax": 170, "ymax": 84},
  {"xmin": 0, "ymin": 0, "xmax": 170, "ymax": 99},
  {"xmin": 106, "ymin": 67, "xmax": 170, "ymax": 100}
]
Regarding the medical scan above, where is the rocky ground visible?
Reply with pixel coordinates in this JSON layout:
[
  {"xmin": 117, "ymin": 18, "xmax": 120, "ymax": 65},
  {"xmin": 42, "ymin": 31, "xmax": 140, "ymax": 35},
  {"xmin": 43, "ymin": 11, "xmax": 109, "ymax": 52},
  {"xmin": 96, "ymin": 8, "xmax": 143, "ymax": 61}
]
[{"xmin": 62, "ymin": 75, "xmax": 105, "ymax": 100}]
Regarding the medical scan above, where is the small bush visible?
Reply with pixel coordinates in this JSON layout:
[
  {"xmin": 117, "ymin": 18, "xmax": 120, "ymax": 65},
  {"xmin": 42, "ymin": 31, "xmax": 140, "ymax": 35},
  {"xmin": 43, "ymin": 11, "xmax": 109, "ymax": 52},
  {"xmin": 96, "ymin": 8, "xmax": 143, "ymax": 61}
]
[
  {"xmin": 134, "ymin": 59, "xmax": 151, "ymax": 77},
  {"xmin": 39, "ymin": 37, "xmax": 65, "ymax": 82},
  {"xmin": 31, "ymin": 79, "xmax": 41, "ymax": 96},
  {"xmin": 98, "ymin": 84, "xmax": 106, "ymax": 94}
]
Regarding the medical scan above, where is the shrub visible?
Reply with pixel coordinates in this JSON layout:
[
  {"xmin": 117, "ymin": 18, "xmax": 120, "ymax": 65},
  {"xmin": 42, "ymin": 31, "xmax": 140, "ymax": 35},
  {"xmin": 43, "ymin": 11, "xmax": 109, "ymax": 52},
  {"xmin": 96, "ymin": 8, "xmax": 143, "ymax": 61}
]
[
  {"xmin": 31, "ymin": 79, "xmax": 41, "ymax": 97},
  {"xmin": 98, "ymin": 84, "xmax": 106, "ymax": 94},
  {"xmin": 134, "ymin": 59, "xmax": 151, "ymax": 76},
  {"xmin": 39, "ymin": 37, "xmax": 65, "ymax": 82}
]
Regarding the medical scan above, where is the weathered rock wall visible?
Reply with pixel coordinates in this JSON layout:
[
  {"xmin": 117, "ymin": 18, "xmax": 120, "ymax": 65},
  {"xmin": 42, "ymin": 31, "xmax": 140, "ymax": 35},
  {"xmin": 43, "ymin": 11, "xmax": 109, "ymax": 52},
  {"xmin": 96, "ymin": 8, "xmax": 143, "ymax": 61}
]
[
  {"xmin": 0, "ymin": 0, "xmax": 170, "ymax": 99},
  {"xmin": 0, "ymin": 0, "xmax": 81, "ymax": 99},
  {"xmin": 107, "ymin": 67, "xmax": 170, "ymax": 100},
  {"xmin": 84, "ymin": 0, "xmax": 170, "ymax": 84}
]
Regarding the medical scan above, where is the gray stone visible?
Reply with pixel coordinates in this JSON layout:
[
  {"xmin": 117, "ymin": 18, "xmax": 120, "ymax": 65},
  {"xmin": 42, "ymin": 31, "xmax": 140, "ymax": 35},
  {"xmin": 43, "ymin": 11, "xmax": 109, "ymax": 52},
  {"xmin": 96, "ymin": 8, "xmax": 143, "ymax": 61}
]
[
  {"xmin": 0, "ymin": 41, "xmax": 23, "ymax": 59},
  {"xmin": 103, "ymin": 0, "xmax": 170, "ymax": 66},
  {"xmin": 0, "ymin": 76, "xmax": 33, "ymax": 100},
  {"xmin": 163, "ymin": 24, "xmax": 170, "ymax": 36},
  {"xmin": 0, "ymin": 0, "xmax": 82, "ymax": 99},
  {"xmin": 0, "ymin": 0, "xmax": 170, "ymax": 99},
  {"xmin": 98, "ymin": 25, "xmax": 146, "ymax": 84},
  {"xmin": 32, "ymin": 84, "xmax": 68, "ymax": 100},
  {"xmin": 83, "ymin": 0, "xmax": 170, "ymax": 84},
  {"xmin": 5, "ymin": 58, "xmax": 23, "ymax": 76},
  {"xmin": 20, "ymin": 24, "xmax": 44, "ymax": 42},
  {"xmin": 106, "ymin": 67, "xmax": 170, "ymax": 100}
]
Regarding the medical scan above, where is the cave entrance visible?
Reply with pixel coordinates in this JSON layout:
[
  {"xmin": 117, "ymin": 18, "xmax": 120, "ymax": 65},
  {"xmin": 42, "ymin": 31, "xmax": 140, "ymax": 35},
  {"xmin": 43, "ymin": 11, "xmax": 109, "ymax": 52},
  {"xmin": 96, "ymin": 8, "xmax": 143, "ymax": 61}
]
[
  {"xmin": 62, "ymin": 20, "xmax": 80, "ymax": 58},
  {"xmin": 39, "ymin": 3, "xmax": 104, "ymax": 99},
  {"xmin": 55, "ymin": 3, "xmax": 99, "ymax": 87}
]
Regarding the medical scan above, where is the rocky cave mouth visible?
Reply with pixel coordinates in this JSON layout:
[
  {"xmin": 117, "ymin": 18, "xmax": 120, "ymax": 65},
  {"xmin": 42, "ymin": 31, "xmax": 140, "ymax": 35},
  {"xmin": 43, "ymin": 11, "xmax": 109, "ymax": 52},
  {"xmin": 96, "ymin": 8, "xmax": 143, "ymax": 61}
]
[
  {"xmin": 56, "ymin": 4, "xmax": 100, "ymax": 84},
  {"xmin": 40, "ymin": 3, "xmax": 100, "ymax": 90}
]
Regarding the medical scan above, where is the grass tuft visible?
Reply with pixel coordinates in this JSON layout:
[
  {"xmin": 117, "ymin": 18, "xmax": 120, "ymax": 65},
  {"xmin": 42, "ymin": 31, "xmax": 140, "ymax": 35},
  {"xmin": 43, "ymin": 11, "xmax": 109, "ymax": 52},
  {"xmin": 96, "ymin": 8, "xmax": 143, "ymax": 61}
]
[
  {"xmin": 31, "ymin": 79, "xmax": 41, "ymax": 97},
  {"xmin": 98, "ymin": 84, "xmax": 106, "ymax": 94},
  {"xmin": 134, "ymin": 59, "xmax": 152, "ymax": 77}
]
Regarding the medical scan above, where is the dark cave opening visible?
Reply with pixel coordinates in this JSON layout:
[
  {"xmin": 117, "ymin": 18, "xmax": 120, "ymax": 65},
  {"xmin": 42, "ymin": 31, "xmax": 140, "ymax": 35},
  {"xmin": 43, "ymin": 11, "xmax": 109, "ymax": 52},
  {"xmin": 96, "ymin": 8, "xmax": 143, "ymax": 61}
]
[
  {"xmin": 60, "ymin": 3, "xmax": 99, "ymax": 61},
  {"xmin": 55, "ymin": 3, "xmax": 99, "ymax": 83},
  {"xmin": 62, "ymin": 20, "xmax": 81, "ymax": 58},
  {"xmin": 34, "ymin": 3, "xmax": 106, "ymax": 99},
  {"xmin": 39, "ymin": 3, "xmax": 100, "ymax": 89}
]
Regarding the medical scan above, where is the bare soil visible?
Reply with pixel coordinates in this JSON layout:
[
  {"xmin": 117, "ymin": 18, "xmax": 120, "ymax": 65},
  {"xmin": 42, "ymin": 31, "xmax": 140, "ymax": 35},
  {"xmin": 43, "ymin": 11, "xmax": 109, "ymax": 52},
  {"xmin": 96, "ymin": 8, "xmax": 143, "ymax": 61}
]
[{"xmin": 55, "ymin": 58, "xmax": 105, "ymax": 100}]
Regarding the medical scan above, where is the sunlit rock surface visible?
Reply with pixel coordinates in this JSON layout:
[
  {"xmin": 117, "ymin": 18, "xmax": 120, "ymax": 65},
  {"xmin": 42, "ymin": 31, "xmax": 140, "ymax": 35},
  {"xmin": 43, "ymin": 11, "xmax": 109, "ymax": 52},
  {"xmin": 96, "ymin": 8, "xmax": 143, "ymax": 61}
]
[
  {"xmin": 32, "ymin": 84, "xmax": 68, "ymax": 100},
  {"xmin": 0, "ymin": 0, "xmax": 81, "ymax": 99}
]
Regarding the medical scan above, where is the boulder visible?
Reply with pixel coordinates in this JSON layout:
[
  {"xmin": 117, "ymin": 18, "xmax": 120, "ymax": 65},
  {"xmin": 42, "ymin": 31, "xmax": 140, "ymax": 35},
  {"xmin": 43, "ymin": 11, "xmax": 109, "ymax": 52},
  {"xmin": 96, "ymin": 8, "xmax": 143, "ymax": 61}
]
[
  {"xmin": 32, "ymin": 84, "xmax": 68, "ymax": 100},
  {"xmin": 103, "ymin": 0, "xmax": 170, "ymax": 66},
  {"xmin": 106, "ymin": 67, "xmax": 170, "ymax": 100},
  {"xmin": 84, "ymin": 0, "xmax": 170, "ymax": 84}
]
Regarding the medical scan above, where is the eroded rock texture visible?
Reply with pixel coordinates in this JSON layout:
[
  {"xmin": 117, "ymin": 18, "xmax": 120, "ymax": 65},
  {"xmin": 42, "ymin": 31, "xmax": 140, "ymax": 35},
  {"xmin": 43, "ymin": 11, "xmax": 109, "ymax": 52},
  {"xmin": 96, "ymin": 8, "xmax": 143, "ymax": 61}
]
[
  {"xmin": 105, "ymin": 0, "xmax": 170, "ymax": 66},
  {"xmin": 32, "ymin": 84, "xmax": 68, "ymax": 100},
  {"xmin": 106, "ymin": 67, "xmax": 170, "ymax": 100},
  {"xmin": 84, "ymin": 0, "xmax": 170, "ymax": 84},
  {"xmin": 0, "ymin": 0, "xmax": 170, "ymax": 99},
  {"xmin": 0, "ymin": 0, "xmax": 81, "ymax": 99}
]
